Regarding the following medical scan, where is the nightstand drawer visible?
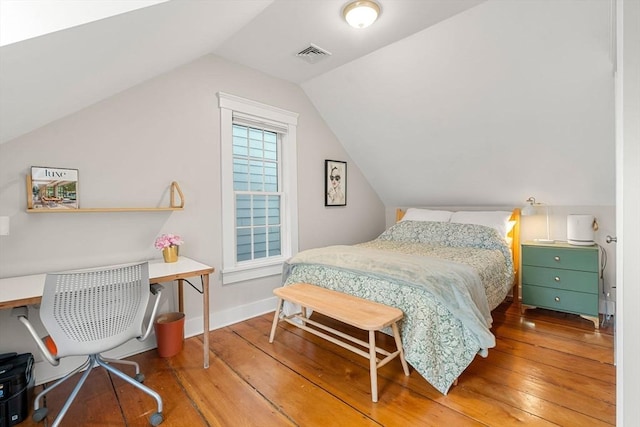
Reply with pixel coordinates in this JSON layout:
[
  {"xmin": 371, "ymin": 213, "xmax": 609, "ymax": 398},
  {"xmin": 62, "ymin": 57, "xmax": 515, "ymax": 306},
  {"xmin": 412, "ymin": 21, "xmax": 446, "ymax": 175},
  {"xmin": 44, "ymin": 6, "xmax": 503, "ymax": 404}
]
[
  {"xmin": 522, "ymin": 245, "xmax": 598, "ymax": 272},
  {"xmin": 521, "ymin": 265, "xmax": 598, "ymax": 294},
  {"xmin": 522, "ymin": 285, "xmax": 598, "ymax": 316}
]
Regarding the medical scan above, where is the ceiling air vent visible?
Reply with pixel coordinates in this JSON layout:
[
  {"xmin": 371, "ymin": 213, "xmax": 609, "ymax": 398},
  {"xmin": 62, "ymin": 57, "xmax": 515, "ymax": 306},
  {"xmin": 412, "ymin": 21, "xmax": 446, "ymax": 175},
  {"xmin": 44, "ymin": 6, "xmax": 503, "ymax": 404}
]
[{"xmin": 296, "ymin": 43, "xmax": 332, "ymax": 64}]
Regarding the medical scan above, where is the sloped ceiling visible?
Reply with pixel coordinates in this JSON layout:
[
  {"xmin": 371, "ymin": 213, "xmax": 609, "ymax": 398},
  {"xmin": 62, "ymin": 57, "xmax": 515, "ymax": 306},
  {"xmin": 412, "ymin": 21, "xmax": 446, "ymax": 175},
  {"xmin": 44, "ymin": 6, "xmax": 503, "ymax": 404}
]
[
  {"xmin": 0, "ymin": 0, "xmax": 483, "ymax": 144},
  {"xmin": 0, "ymin": 0, "xmax": 274, "ymax": 143},
  {"xmin": 0, "ymin": 0, "xmax": 614, "ymax": 207},
  {"xmin": 302, "ymin": 0, "xmax": 614, "ymax": 207}
]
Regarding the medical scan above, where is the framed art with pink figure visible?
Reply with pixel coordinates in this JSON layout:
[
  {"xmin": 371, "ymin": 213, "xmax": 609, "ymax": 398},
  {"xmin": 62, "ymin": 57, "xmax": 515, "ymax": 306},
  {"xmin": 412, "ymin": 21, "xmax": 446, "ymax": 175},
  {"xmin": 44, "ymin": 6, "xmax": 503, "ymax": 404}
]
[{"xmin": 325, "ymin": 160, "xmax": 346, "ymax": 207}]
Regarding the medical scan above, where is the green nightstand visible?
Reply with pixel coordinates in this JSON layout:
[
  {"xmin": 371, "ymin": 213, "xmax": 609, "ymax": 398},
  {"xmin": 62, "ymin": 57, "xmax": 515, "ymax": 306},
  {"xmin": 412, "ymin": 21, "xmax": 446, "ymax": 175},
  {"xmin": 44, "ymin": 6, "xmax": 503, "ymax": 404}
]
[{"xmin": 521, "ymin": 241, "xmax": 600, "ymax": 329}]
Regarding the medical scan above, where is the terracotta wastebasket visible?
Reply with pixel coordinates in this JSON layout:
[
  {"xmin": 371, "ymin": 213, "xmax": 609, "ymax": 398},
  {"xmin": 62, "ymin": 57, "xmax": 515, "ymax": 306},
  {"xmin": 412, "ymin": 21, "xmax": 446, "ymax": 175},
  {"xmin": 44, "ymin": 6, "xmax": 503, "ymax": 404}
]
[{"xmin": 154, "ymin": 312, "xmax": 185, "ymax": 357}]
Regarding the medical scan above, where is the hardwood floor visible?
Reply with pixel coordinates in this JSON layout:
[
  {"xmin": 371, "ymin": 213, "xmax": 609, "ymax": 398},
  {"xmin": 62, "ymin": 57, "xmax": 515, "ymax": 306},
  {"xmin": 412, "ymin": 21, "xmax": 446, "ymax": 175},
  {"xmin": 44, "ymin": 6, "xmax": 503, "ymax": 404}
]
[{"xmin": 20, "ymin": 302, "xmax": 615, "ymax": 426}]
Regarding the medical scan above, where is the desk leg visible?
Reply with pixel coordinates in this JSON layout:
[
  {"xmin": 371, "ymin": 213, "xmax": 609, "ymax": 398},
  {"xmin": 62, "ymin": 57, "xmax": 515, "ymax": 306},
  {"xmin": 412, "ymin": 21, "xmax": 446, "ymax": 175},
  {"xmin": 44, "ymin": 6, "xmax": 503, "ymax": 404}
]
[
  {"xmin": 177, "ymin": 279, "xmax": 184, "ymax": 313},
  {"xmin": 202, "ymin": 274, "xmax": 210, "ymax": 369}
]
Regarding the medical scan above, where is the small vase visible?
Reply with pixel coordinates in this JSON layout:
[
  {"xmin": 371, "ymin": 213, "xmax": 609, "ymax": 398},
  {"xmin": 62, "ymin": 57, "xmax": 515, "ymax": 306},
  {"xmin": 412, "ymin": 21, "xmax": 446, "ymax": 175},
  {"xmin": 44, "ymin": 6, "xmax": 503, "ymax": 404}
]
[{"xmin": 162, "ymin": 246, "xmax": 179, "ymax": 263}]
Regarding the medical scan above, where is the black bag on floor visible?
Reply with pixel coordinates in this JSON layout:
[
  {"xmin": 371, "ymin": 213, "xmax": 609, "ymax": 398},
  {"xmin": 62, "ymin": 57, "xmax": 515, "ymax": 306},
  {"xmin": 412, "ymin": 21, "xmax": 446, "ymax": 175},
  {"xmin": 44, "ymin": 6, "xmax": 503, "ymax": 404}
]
[{"xmin": 0, "ymin": 353, "xmax": 34, "ymax": 427}]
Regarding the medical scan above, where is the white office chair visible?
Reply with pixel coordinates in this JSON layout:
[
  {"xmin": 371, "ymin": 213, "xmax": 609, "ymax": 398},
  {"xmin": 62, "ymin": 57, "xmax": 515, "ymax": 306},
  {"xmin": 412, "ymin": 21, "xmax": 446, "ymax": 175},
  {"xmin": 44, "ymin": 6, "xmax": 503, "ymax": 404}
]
[{"xmin": 15, "ymin": 262, "xmax": 164, "ymax": 427}]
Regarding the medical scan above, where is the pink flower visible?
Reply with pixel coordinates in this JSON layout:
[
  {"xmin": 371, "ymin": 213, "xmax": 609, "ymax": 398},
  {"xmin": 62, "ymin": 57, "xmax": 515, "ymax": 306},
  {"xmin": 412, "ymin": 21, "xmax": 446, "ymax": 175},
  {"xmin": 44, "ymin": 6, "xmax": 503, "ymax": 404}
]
[{"xmin": 154, "ymin": 233, "xmax": 184, "ymax": 250}]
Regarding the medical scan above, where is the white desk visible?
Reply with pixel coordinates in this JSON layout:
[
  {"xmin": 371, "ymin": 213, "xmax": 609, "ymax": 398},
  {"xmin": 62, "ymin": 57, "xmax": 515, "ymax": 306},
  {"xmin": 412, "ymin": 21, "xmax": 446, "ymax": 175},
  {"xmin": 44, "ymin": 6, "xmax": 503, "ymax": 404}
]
[{"xmin": 0, "ymin": 257, "xmax": 214, "ymax": 368}]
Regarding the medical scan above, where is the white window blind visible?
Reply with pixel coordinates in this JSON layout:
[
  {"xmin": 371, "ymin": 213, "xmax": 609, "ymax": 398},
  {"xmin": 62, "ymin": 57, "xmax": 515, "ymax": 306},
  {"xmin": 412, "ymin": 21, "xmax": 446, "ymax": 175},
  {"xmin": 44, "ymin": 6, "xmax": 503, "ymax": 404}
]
[{"xmin": 232, "ymin": 112, "xmax": 289, "ymax": 134}]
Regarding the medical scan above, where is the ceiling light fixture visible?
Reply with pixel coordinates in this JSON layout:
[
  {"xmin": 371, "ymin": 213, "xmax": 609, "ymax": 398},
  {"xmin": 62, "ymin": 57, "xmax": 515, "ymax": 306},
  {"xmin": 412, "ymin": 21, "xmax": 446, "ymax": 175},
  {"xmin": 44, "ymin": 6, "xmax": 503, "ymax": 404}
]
[{"xmin": 343, "ymin": 1, "xmax": 380, "ymax": 29}]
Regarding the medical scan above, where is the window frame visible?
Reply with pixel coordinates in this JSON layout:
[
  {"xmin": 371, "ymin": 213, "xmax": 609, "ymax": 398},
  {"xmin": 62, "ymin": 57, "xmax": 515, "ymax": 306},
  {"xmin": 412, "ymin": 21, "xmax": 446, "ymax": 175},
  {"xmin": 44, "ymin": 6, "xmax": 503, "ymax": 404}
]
[{"xmin": 218, "ymin": 92, "xmax": 299, "ymax": 284}]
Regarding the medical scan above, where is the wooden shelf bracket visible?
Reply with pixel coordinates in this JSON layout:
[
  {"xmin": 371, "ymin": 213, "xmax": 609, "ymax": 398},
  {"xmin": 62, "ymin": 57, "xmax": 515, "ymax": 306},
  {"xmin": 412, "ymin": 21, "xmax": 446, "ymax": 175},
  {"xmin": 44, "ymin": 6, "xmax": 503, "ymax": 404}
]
[{"xmin": 170, "ymin": 181, "xmax": 185, "ymax": 208}]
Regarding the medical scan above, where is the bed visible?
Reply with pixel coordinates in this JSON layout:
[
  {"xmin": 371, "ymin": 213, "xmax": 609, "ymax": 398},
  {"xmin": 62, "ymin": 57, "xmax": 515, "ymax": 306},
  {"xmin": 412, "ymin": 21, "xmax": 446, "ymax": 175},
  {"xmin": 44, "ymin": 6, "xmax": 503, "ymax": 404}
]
[{"xmin": 281, "ymin": 208, "xmax": 521, "ymax": 394}]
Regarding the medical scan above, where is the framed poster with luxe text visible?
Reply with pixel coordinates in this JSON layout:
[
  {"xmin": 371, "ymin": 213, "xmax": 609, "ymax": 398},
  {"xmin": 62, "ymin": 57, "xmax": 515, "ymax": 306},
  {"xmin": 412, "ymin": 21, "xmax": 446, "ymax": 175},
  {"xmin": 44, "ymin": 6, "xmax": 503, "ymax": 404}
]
[{"xmin": 28, "ymin": 166, "xmax": 79, "ymax": 210}]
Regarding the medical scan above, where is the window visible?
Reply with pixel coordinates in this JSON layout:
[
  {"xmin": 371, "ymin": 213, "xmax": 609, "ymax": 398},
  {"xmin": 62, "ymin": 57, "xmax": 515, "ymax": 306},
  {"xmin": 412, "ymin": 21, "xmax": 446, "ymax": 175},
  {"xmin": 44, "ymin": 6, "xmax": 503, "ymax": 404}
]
[
  {"xmin": 218, "ymin": 93, "xmax": 299, "ymax": 284},
  {"xmin": 233, "ymin": 124, "xmax": 281, "ymax": 262}
]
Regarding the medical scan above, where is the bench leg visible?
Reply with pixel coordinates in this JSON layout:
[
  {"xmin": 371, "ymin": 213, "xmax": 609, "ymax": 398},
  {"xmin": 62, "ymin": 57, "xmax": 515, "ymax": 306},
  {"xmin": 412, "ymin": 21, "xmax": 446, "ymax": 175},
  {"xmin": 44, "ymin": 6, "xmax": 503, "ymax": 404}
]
[
  {"xmin": 269, "ymin": 298, "xmax": 284, "ymax": 343},
  {"xmin": 392, "ymin": 322, "xmax": 410, "ymax": 376},
  {"xmin": 369, "ymin": 330, "xmax": 378, "ymax": 403}
]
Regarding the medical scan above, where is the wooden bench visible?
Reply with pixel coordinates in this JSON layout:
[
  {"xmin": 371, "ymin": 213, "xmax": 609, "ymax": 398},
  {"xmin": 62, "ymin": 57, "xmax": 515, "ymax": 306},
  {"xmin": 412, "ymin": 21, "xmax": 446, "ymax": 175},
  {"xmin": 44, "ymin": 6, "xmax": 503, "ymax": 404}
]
[{"xmin": 269, "ymin": 283, "xmax": 410, "ymax": 402}]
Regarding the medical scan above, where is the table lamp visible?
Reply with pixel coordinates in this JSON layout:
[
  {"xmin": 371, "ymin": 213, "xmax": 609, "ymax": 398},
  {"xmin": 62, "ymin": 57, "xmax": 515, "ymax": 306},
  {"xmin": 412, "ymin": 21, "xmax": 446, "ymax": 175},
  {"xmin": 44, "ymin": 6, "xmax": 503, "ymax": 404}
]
[{"xmin": 522, "ymin": 197, "xmax": 554, "ymax": 243}]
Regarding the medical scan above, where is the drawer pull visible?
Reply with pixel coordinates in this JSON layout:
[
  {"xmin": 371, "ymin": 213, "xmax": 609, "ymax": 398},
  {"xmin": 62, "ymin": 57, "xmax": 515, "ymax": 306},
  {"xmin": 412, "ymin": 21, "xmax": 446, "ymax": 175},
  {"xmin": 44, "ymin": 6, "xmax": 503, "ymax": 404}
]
[
  {"xmin": 554, "ymin": 276, "xmax": 561, "ymax": 282},
  {"xmin": 554, "ymin": 256, "xmax": 561, "ymax": 262},
  {"xmin": 554, "ymin": 296, "xmax": 560, "ymax": 302}
]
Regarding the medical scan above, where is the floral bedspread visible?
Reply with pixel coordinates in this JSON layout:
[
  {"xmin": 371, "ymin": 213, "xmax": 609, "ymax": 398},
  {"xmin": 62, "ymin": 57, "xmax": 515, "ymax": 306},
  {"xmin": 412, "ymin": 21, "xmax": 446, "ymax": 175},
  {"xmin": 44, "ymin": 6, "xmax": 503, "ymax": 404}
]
[{"xmin": 282, "ymin": 221, "xmax": 514, "ymax": 394}]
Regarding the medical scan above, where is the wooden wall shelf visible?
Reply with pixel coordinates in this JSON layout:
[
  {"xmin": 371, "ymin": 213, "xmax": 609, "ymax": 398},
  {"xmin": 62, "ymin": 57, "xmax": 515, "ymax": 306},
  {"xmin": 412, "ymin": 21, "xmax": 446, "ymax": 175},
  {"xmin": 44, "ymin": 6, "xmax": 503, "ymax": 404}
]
[{"xmin": 26, "ymin": 180, "xmax": 184, "ymax": 213}]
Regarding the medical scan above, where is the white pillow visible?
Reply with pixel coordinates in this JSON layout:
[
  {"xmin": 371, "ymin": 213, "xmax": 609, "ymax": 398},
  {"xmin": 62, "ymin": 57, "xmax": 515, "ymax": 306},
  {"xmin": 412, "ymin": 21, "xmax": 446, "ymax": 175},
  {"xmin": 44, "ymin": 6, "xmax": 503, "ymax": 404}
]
[
  {"xmin": 401, "ymin": 208, "xmax": 453, "ymax": 222},
  {"xmin": 450, "ymin": 211, "xmax": 514, "ymax": 238}
]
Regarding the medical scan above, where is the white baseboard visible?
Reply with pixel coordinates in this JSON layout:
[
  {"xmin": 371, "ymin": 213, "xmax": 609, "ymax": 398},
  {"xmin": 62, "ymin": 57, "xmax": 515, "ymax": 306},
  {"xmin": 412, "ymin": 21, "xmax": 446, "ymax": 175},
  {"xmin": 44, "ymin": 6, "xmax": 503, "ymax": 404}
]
[
  {"xmin": 33, "ymin": 295, "xmax": 279, "ymax": 385},
  {"xmin": 183, "ymin": 295, "xmax": 277, "ymax": 338}
]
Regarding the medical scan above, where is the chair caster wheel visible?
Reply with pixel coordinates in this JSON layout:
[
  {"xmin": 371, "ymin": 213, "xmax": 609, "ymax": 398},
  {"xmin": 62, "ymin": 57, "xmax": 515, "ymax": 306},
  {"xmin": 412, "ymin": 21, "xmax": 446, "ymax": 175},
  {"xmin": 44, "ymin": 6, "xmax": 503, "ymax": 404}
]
[
  {"xmin": 33, "ymin": 407, "xmax": 48, "ymax": 422},
  {"xmin": 150, "ymin": 412, "xmax": 164, "ymax": 426},
  {"xmin": 135, "ymin": 373, "xmax": 145, "ymax": 383}
]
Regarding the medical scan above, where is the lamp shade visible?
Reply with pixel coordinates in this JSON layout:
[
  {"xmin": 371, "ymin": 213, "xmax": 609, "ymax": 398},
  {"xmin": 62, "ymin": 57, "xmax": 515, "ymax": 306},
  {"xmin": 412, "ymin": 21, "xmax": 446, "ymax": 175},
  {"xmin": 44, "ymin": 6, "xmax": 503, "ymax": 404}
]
[
  {"xmin": 521, "ymin": 204, "xmax": 536, "ymax": 216},
  {"xmin": 343, "ymin": 1, "xmax": 380, "ymax": 29},
  {"xmin": 521, "ymin": 196, "xmax": 537, "ymax": 216},
  {"xmin": 521, "ymin": 197, "xmax": 554, "ymax": 243}
]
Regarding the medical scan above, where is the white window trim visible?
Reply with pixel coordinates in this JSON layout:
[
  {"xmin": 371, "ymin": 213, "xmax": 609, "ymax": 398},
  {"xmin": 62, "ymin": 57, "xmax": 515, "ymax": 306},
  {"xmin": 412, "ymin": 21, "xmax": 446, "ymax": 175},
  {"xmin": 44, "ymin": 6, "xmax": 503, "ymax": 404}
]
[{"xmin": 218, "ymin": 92, "xmax": 299, "ymax": 285}]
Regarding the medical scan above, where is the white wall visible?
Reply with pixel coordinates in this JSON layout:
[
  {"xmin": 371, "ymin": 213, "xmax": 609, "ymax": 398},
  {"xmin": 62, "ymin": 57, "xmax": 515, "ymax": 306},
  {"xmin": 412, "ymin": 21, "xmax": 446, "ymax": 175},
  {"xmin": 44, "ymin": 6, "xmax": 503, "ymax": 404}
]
[
  {"xmin": 0, "ymin": 54, "xmax": 385, "ymax": 381},
  {"xmin": 303, "ymin": 0, "xmax": 615, "ymax": 209},
  {"xmin": 617, "ymin": 0, "xmax": 640, "ymax": 423}
]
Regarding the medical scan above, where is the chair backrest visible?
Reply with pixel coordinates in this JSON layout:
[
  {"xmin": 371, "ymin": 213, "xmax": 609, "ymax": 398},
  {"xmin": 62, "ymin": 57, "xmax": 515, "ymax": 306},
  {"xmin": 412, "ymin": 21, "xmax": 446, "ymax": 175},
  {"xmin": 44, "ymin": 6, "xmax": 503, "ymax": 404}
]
[{"xmin": 40, "ymin": 262, "xmax": 150, "ymax": 358}]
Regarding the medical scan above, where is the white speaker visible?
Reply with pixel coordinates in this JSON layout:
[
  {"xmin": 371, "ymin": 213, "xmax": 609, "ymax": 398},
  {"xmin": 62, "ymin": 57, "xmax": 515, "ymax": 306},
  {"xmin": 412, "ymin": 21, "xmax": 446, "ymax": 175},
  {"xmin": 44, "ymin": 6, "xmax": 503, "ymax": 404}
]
[{"xmin": 567, "ymin": 214, "xmax": 597, "ymax": 246}]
